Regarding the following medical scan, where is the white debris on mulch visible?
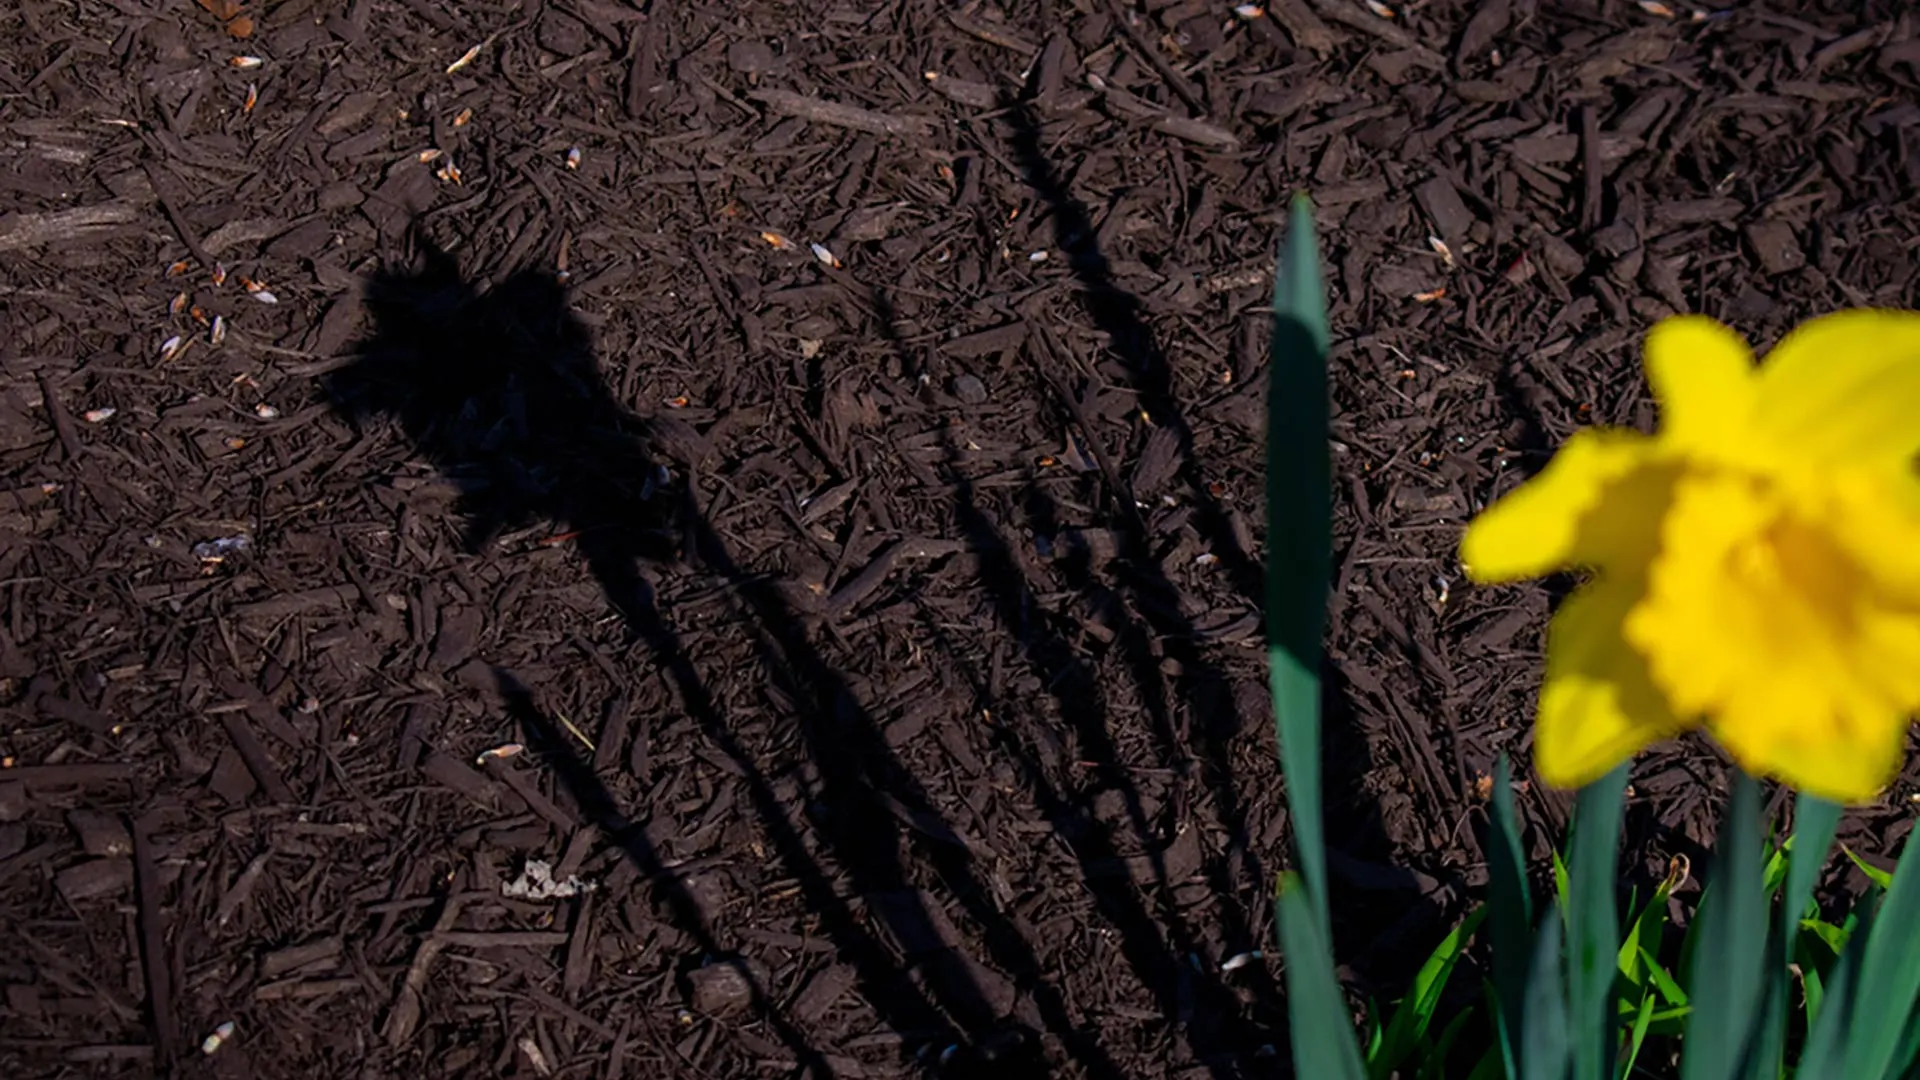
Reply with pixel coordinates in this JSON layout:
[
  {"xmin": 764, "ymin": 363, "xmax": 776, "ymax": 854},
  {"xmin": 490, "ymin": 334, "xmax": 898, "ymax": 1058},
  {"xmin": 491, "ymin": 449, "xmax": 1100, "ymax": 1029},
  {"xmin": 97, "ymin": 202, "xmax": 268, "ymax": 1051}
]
[{"xmin": 501, "ymin": 859, "xmax": 596, "ymax": 900}]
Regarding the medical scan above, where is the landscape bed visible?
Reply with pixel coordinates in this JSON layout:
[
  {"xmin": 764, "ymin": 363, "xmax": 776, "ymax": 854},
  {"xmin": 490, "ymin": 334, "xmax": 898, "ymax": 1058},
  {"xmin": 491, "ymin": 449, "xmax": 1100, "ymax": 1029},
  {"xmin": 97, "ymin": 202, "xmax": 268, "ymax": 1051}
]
[{"xmin": 2, "ymin": 1, "xmax": 1918, "ymax": 1077}]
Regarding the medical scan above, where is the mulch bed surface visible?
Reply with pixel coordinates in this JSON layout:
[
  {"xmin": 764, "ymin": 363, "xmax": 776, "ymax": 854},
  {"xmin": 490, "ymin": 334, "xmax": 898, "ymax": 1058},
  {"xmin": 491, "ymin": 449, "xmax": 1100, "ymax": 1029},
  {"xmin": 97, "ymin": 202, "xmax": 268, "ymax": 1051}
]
[{"xmin": 3, "ymin": 1, "xmax": 1918, "ymax": 1076}]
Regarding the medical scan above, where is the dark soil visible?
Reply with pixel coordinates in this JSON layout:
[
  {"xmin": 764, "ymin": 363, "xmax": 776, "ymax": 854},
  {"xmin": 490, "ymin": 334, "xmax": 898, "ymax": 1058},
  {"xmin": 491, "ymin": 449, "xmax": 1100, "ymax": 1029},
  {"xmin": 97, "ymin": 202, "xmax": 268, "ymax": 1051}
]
[{"xmin": 3, "ymin": 0, "xmax": 1919, "ymax": 1077}]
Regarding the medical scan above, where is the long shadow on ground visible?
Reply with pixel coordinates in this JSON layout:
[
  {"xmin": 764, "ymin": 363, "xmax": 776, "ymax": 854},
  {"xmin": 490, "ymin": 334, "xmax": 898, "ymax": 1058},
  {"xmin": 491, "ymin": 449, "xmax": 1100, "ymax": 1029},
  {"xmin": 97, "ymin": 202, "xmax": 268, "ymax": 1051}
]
[
  {"xmin": 324, "ymin": 234, "xmax": 1108, "ymax": 1079},
  {"xmin": 983, "ymin": 91, "xmax": 1449, "ymax": 1001},
  {"xmin": 940, "ymin": 432, "xmax": 1271, "ymax": 1076},
  {"xmin": 855, "ymin": 277, "xmax": 1265, "ymax": 1074}
]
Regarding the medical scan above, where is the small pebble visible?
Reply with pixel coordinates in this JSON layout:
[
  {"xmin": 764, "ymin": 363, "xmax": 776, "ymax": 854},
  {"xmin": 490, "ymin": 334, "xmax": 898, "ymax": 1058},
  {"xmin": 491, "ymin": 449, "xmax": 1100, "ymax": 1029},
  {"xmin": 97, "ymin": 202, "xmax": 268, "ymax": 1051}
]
[{"xmin": 951, "ymin": 374, "xmax": 988, "ymax": 405}]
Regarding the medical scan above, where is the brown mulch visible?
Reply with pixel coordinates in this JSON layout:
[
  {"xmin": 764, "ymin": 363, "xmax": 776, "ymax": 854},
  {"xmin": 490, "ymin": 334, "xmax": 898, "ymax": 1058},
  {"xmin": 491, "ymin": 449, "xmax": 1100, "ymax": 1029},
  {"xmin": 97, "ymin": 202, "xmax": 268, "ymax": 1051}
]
[{"xmin": 3, "ymin": 1, "xmax": 1918, "ymax": 1077}]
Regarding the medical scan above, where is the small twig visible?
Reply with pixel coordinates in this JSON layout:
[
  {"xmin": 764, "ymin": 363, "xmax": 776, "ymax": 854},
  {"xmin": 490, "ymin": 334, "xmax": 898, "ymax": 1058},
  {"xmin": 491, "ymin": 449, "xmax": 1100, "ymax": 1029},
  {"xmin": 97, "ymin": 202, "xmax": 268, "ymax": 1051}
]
[
  {"xmin": 817, "ymin": 538, "xmax": 966, "ymax": 617},
  {"xmin": 212, "ymin": 710, "xmax": 296, "ymax": 803},
  {"xmin": 1086, "ymin": 74, "xmax": 1238, "ymax": 148},
  {"xmin": 1, "ymin": 762, "xmax": 134, "ymax": 786},
  {"xmin": 1579, "ymin": 104, "xmax": 1603, "ymax": 233},
  {"xmin": 386, "ymin": 895, "xmax": 467, "ymax": 1048},
  {"xmin": 1307, "ymin": 0, "xmax": 1426, "ymax": 51},
  {"xmin": 142, "ymin": 165, "xmax": 216, "ymax": 272},
  {"xmin": 428, "ymin": 930, "xmax": 572, "ymax": 948},
  {"xmin": 1808, "ymin": 22, "xmax": 1885, "ymax": 73},
  {"xmin": 747, "ymin": 88, "xmax": 930, "ymax": 138},
  {"xmin": 1261, "ymin": 0, "xmax": 1340, "ymax": 55},
  {"xmin": 946, "ymin": 9, "xmax": 1040, "ymax": 52},
  {"xmin": 482, "ymin": 756, "xmax": 579, "ymax": 830},
  {"xmin": 1101, "ymin": 0, "xmax": 1207, "ymax": 116},
  {"xmin": 1026, "ymin": 324, "xmax": 1151, "ymax": 541},
  {"xmin": 131, "ymin": 813, "xmax": 177, "ymax": 1070},
  {"xmin": 213, "ymin": 850, "xmax": 273, "ymax": 926},
  {"xmin": 0, "ymin": 201, "xmax": 147, "ymax": 252},
  {"xmin": 35, "ymin": 372, "xmax": 84, "ymax": 461}
]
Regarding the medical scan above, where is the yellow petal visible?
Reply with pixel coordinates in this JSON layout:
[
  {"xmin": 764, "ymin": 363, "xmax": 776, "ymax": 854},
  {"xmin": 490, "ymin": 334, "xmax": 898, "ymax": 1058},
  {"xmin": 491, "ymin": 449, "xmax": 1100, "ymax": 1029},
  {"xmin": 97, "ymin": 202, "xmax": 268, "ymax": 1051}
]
[
  {"xmin": 1709, "ymin": 675, "xmax": 1907, "ymax": 804},
  {"xmin": 1801, "ymin": 467, "xmax": 1920, "ymax": 607},
  {"xmin": 1462, "ymin": 429, "xmax": 1666, "ymax": 584},
  {"xmin": 1643, "ymin": 315, "xmax": 1757, "ymax": 459},
  {"xmin": 1534, "ymin": 577, "xmax": 1689, "ymax": 789},
  {"xmin": 1858, "ymin": 607, "xmax": 1920, "ymax": 709},
  {"xmin": 1752, "ymin": 310, "xmax": 1920, "ymax": 468}
]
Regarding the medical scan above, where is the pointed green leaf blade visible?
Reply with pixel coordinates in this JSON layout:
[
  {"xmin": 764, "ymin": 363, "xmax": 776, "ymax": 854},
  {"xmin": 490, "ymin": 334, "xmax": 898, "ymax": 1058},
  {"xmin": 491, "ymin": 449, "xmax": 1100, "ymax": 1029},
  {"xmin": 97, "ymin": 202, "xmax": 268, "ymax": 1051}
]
[
  {"xmin": 1762, "ymin": 845, "xmax": 1790, "ymax": 897},
  {"xmin": 1422, "ymin": 1005, "xmax": 1477, "ymax": 1080},
  {"xmin": 1844, "ymin": 845, "xmax": 1895, "ymax": 890},
  {"xmin": 1799, "ymin": 939, "xmax": 1827, "ymax": 1024},
  {"xmin": 1680, "ymin": 770, "xmax": 1769, "ymax": 1080},
  {"xmin": 1266, "ymin": 193, "xmax": 1334, "ymax": 926},
  {"xmin": 1278, "ymin": 873, "xmax": 1368, "ymax": 1080},
  {"xmin": 1524, "ymin": 915, "xmax": 1571, "ymax": 1080},
  {"xmin": 1488, "ymin": 755, "xmax": 1533, "ymax": 1074},
  {"xmin": 1618, "ymin": 859, "xmax": 1682, "ymax": 988},
  {"xmin": 1469, "ymin": 1044, "xmax": 1507, "ymax": 1080},
  {"xmin": 1744, "ymin": 946, "xmax": 1789, "ymax": 1080},
  {"xmin": 1783, "ymin": 796, "xmax": 1840, "ymax": 949},
  {"xmin": 1620, "ymin": 991, "xmax": 1657, "ymax": 1079},
  {"xmin": 1640, "ymin": 946, "xmax": 1689, "ymax": 1009},
  {"xmin": 1566, "ymin": 765, "xmax": 1629, "ymax": 1080},
  {"xmin": 1889, "ymin": 1000, "xmax": 1920, "ymax": 1078},
  {"xmin": 1799, "ymin": 886, "xmax": 1877, "ymax": 1077},
  {"xmin": 1370, "ymin": 905, "xmax": 1487, "ymax": 1079},
  {"xmin": 1755, "ymin": 795, "xmax": 1840, "ymax": 1080},
  {"xmin": 1838, "ymin": 834, "xmax": 1920, "ymax": 1079}
]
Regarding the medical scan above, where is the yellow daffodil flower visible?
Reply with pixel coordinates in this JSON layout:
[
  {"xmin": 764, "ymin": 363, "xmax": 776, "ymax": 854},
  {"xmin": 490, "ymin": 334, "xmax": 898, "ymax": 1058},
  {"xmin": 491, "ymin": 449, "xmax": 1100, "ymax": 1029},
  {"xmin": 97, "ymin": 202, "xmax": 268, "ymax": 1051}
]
[{"xmin": 1461, "ymin": 312, "xmax": 1920, "ymax": 803}]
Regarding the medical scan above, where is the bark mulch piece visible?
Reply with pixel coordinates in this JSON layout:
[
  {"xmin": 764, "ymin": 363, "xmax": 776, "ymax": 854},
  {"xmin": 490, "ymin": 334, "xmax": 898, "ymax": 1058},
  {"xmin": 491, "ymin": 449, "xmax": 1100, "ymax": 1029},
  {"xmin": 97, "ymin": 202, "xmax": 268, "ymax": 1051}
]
[{"xmin": 3, "ymin": 1, "xmax": 1918, "ymax": 1077}]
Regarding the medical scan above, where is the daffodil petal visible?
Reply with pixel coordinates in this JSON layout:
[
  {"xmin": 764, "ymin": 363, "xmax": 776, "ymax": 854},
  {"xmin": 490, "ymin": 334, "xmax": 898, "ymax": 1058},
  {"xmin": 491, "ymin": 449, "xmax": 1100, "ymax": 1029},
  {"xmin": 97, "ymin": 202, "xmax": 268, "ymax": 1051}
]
[
  {"xmin": 1534, "ymin": 578, "xmax": 1688, "ymax": 790},
  {"xmin": 1462, "ymin": 429, "xmax": 1664, "ymax": 584},
  {"xmin": 1644, "ymin": 315, "xmax": 1757, "ymax": 458},
  {"xmin": 1859, "ymin": 607, "xmax": 1920, "ymax": 708},
  {"xmin": 1808, "ymin": 468, "xmax": 1920, "ymax": 606},
  {"xmin": 1752, "ymin": 309, "xmax": 1920, "ymax": 468},
  {"xmin": 1709, "ymin": 675, "xmax": 1906, "ymax": 805}
]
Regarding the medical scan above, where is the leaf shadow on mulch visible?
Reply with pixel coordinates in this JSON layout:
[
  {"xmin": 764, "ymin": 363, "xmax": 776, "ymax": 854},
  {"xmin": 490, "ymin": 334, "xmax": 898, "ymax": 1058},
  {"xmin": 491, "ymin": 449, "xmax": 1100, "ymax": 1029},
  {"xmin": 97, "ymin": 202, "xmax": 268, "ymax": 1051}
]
[{"xmin": 992, "ymin": 95, "xmax": 1445, "ymax": 1005}]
